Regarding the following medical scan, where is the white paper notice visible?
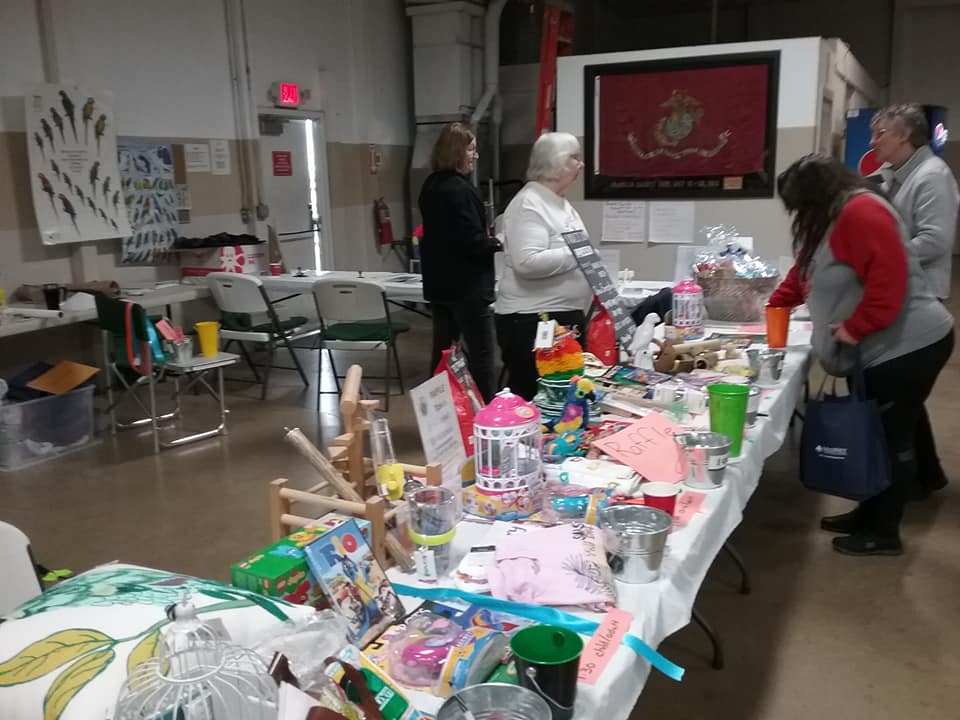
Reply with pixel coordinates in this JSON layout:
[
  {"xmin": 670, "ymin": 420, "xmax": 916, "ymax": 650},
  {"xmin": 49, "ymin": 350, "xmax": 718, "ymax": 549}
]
[
  {"xmin": 598, "ymin": 248, "xmax": 620, "ymax": 281},
  {"xmin": 410, "ymin": 374, "xmax": 467, "ymax": 506},
  {"xmin": 601, "ymin": 201, "xmax": 647, "ymax": 243},
  {"xmin": 184, "ymin": 143, "xmax": 211, "ymax": 173},
  {"xmin": 648, "ymin": 201, "xmax": 695, "ymax": 244},
  {"xmin": 210, "ymin": 139, "xmax": 231, "ymax": 175}
]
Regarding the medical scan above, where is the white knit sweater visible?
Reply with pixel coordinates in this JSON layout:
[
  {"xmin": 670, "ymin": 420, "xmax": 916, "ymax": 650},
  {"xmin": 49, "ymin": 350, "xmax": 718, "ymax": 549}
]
[{"xmin": 495, "ymin": 181, "xmax": 592, "ymax": 315}]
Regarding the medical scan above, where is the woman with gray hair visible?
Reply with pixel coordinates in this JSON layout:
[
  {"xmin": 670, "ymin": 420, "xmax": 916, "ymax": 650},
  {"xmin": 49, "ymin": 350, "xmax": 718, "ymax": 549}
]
[{"xmin": 495, "ymin": 131, "xmax": 592, "ymax": 399}]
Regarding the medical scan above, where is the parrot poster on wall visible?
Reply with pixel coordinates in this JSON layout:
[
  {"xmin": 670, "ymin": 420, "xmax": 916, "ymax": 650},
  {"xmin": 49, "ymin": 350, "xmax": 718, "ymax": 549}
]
[
  {"xmin": 117, "ymin": 142, "xmax": 178, "ymax": 265},
  {"xmin": 25, "ymin": 84, "xmax": 131, "ymax": 244}
]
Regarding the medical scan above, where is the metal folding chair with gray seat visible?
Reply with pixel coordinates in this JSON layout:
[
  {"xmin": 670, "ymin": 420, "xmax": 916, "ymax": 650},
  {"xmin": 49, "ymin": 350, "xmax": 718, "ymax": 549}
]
[
  {"xmin": 96, "ymin": 294, "xmax": 172, "ymax": 454},
  {"xmin": 96, "ymin": 294, "xmax": 239, "ymax": 453},
  {"xmin": 311, "ymin": 277, "xmax": 410, "ymax": 410},
  {"xmin": 206, "ymin": 272, "xmax": 315, "ymax": 400}
]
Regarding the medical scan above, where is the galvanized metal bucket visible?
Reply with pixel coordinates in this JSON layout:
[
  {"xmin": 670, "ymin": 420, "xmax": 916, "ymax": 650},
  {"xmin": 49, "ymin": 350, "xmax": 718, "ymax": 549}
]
[
  {"xmin": 745, "ymin": 385, "xmax": 761, "ymax": 426},
  {"xmin": 437, "ymin": 683, "xmax": 551, "ymax": 720},
  {"xmin": 675, "ymin": 431, "xmax": 732, "ymax": 490},
  {"xmin": 756, "ymin": 349, "xmax": 785, "ymax": 384},
  {"xmin": 599, "ymin": 505, "xmax": 672, "ymax": 584}
]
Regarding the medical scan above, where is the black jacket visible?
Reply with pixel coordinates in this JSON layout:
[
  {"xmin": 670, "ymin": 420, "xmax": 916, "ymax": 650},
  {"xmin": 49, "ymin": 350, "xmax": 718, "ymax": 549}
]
[{"xmin": 418, "ymin": 171, "xmax": 499, "ymax": 304}]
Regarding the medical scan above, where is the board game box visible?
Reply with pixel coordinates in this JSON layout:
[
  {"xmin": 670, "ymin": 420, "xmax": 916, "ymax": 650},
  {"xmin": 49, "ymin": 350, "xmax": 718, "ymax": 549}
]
[{"xmin": 230, "ymin": 514, "xmax": 370, "ymax": 608}]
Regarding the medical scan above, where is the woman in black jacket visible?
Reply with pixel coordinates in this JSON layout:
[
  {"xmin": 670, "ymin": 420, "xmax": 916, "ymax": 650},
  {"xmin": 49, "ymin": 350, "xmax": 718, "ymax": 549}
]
[{"xmin": 419, "ymin": 122, "xmax": 500, "ymax": 401}]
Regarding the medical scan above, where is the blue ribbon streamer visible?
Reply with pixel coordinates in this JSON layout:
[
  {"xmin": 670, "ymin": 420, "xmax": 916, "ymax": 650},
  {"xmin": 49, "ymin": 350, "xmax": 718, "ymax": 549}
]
[{"xmin": 393, "ymin": 583, "xmax": 685, "ymax": 682}]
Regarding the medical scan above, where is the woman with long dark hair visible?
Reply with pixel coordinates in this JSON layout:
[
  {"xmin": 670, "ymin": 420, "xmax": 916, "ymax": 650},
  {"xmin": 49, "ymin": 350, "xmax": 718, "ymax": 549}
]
[
  {"xmin": 419, "ymin": 123, "xmax": 501, "ymax": 401},
  {"xmin": 768, "ymin": 154, "xmax": 953, "ymax": 555}
]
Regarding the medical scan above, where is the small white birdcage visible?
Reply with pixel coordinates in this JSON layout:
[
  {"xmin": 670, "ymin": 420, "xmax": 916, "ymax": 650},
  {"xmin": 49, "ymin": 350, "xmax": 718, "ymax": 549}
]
[
  {"xmin": 114, "ymin": 594, "xmax": 277, "ymax": 720},
  {"xmin": 473, "ymin": 389, "xmax": 543, "ymax": 494}
]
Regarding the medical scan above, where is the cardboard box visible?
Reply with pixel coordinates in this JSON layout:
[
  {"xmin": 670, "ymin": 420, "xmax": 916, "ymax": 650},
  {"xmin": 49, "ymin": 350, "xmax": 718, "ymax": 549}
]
[
  {"xmin": 179, "ymin": 243, "xmax": 266, "ymax": 277},
  {"xmin": 230, "ymin": 514, "xmax": 370, "ymax": 609}
]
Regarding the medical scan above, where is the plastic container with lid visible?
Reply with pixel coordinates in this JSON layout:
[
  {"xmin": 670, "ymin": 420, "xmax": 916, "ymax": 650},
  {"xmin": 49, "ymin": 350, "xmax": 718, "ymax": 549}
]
[{"xmin": 672, "ymin": 279, "xmax": 704, "ymax": 338}]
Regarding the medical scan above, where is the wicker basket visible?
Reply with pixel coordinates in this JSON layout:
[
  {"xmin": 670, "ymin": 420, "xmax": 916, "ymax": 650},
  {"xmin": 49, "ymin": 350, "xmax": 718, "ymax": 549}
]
[{"xmin": 695, "ymin": 273, "xmax": 779, "ymax": 322}]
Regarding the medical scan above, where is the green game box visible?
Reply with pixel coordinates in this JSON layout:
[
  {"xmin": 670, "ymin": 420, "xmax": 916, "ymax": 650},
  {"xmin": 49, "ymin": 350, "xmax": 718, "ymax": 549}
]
[{"xmin": 231, "ymin": 513, "xmax": 370, "ymax": 608}]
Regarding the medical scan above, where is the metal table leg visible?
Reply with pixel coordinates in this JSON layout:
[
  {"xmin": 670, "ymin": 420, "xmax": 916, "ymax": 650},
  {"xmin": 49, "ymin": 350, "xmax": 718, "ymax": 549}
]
[
  {"xmin": 692, "ymin": 606, "xmax": 724, "ymax": 670},
  {"xmin": 160, "ymin": 368, "xmax": 229, "ymax": 448},
  {"xmin": 722, "ymin": 541, "xmax": 751, "ymax": 595}
]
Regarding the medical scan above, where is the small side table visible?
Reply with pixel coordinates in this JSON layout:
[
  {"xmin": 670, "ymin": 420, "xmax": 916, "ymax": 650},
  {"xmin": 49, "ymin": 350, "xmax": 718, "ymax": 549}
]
[{"xmin": 160, "ymin": 352, "xmax": 239, "ymax": 448}]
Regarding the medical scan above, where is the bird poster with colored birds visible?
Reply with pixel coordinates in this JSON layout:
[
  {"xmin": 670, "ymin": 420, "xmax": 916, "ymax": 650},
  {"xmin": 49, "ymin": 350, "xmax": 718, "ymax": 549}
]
[
  {"xmin": 117, "ymin": 142, "xmax": 178, "ymax": 265},
  {"xmin": 25, "ymin": 84, "xmax": 132, "ymax": 244}
]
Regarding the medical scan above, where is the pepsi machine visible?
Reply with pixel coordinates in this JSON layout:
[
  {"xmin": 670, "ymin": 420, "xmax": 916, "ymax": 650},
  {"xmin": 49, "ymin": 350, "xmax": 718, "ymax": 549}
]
[{"xmin": 844, "ymin": 105, "xmax": 949, "ymax": 176}]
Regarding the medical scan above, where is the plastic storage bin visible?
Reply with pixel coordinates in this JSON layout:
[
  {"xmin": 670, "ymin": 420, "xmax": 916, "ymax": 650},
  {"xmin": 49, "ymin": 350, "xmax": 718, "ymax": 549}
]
[{"xmin": 0, "ymin": 385, "xmax": 96, "ymax": 471}]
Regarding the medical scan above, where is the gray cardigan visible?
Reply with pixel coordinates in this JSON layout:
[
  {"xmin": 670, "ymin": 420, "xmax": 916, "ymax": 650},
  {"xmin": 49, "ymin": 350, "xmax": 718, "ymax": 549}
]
[
  {"xmin": 888, "ymin": 145, "xmax": 960, "ymax": 299},
  {"xmin": 808, "ymin": 193, "xmax": 952, "ymax": 376}
]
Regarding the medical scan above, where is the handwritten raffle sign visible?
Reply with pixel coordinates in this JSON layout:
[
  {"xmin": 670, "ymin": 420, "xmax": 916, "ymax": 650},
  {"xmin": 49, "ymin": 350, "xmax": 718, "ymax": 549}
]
[{"xmin": 578, "ymin": 608, "xmax": 633, "ymax": 684}]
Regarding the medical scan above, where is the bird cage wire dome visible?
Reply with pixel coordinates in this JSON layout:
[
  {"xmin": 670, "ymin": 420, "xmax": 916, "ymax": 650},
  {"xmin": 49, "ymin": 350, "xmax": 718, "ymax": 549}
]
[
  {"xmin": 473, "ymin": 388, "xmax": 543, "ymax": 492},
  {"xmin": 114, "ymin": 593, "xmax": 277, "ymax": 720}
]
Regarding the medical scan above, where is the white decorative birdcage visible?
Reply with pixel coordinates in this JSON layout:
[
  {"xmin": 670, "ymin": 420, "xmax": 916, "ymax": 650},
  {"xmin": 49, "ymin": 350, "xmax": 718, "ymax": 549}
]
[
  {"xmin": 473, "ymin": 389, "xmax": 543, "ymax": 493},
  {"xmin": 114, "ymin": 594, "xmax": 277, "ymax": 720}
]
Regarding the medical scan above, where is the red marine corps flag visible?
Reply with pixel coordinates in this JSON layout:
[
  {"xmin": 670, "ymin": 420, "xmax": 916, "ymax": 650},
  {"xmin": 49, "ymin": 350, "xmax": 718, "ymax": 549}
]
[{"xmin": 585, "ymin": 52, "xmax": 779, "ymax": 198}]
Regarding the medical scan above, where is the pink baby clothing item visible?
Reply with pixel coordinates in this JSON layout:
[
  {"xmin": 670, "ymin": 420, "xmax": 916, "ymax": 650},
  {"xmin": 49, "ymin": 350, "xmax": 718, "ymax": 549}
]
[{"xmin": 487, "ymin": 523, "xmax": 617, "ymax": 611}]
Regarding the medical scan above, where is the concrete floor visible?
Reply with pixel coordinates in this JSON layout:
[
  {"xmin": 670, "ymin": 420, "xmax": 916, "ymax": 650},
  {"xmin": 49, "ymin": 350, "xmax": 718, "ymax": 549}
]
[{"xmin": 2, "ymin": 292, "xmax": 959, "ymax": 720}]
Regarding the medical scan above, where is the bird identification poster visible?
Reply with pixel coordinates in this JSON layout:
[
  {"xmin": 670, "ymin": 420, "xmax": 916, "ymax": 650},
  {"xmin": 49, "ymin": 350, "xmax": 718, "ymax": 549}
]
[
  {"xmin": 117, "ymin": 142, "xmax": 178, "ymax": 265},
  {"xmin": 25, "ymin": 84, "xmax": 131, "ymax": 244}
]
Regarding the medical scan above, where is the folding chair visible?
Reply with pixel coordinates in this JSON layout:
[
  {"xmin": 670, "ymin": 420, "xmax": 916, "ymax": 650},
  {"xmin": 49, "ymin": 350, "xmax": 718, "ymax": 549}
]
[
  {"xmin": 96, "ymin": 294, "xmax": 170, "ymax": 454},
  {"xmin": 206, "ymin": 273, "xmax": 312, "ymax": 400},
  {"xmin": 0, "ymin": 521, "xmax": 44, "ymax": 615},
  {"xmin": 312, "ymin": 278, "xmax": 409, "ymax": 410}
]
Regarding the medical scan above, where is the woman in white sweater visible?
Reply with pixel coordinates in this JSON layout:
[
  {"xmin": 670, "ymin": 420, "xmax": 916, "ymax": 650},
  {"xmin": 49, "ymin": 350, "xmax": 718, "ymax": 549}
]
[{"xmin": 495, "ymin": 132, "xmax": 592, "ymax": 399}]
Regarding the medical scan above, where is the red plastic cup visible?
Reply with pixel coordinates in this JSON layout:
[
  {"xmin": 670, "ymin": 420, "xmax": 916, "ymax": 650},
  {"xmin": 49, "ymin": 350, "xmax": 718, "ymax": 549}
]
[
  {"xmin": 765, "ymin": 305, "xmax": 790, "ymax": 349},
  {"xmin": 269, "ymin": 262, "xmax": 282, "ymax": 276},
  {"xmin": 642, "ymin": 481, "xmax": 680, "ymax": 516}
]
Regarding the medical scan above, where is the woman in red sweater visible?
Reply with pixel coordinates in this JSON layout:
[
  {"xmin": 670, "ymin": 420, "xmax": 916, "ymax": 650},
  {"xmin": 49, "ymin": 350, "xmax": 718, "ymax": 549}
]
[{"xmin": 771, "ymin": 155, "xmax": 953, "ymax": 555}]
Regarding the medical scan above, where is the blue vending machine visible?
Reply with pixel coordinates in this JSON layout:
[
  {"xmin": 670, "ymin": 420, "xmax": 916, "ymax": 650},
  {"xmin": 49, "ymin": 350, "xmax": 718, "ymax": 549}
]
[{"xmin": 844, "ymin": 105, "xmax": 949, "ymax": 176}]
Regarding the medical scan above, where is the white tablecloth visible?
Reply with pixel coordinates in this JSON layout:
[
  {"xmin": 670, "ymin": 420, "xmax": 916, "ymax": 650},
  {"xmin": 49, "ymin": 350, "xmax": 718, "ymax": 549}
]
[{"xmin": 389, "ymin": 327, "xmax": 812, "ymax": 718}]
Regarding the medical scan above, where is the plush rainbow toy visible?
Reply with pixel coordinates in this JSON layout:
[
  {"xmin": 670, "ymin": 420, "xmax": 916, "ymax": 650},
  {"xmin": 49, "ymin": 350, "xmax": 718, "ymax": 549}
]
[{"xmin": 535, "ymin": 323, "xmax": 585, "ymax": 380}]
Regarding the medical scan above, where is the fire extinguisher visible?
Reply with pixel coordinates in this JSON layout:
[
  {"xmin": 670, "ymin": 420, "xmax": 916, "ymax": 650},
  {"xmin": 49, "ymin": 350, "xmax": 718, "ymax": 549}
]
[{"xmin": 374, "ymin": 197, "xmax": 394, "ymax": 246}]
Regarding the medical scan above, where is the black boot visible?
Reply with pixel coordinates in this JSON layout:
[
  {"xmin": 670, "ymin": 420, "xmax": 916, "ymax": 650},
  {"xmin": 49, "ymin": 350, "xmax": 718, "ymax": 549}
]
[
  {"xmin": 820, "ymin": 509, "xmax": 862, "ymax": 534},
  {"xmin": 832, "ymin": 533, "xmax": 903, "ymax": 556}
]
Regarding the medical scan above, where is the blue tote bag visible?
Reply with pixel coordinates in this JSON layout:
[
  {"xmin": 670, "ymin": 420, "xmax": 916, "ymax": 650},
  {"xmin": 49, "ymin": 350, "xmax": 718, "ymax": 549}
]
[{"xmin": 800, "ymin": 356, "xmax": 891, "ymax": 501}]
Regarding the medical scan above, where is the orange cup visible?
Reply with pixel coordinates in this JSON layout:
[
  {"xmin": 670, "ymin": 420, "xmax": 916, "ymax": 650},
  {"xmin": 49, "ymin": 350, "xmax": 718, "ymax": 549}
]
[{"xmin": 765, "ymin": 305, "xmax": 790, "ymax": 348}]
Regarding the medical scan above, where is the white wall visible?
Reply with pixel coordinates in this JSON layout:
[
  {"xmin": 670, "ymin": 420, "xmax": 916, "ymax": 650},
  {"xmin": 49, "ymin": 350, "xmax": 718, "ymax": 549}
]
[
  {"xmin": 0, "ymin": 0, "xmax": 45, "ymax": 132},
  {"xmin": 244, "ymin": 0, "xmax": 411, "ymax": 146},
  {"xmin": 891, "ymin": 0, "xmax": 960, "ymax": 114},
  {"xmin": 555, "ymin": 37, "xmax": 826, "ymax": 281},
  {"xmin": 558, "ymin": 37, "xmax": 823, "ymax": 134},
  {"xmin": 51, "ymin": 0, "xmax": 236, "ymax": 140},
  {"xmin": 0, "ymin": 0, "xmax": 414, "ymax": 292}
]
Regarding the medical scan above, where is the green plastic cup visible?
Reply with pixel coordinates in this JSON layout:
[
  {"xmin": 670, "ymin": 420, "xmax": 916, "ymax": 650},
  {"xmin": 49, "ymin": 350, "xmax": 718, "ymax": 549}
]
[{"xmin": 707, "ymin": 383, "xmax": 750, "ymax": 458}]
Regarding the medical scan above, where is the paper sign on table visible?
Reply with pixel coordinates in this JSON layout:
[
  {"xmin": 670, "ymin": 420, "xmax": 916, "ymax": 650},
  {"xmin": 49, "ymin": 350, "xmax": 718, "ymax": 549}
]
[
  {"xmin": 736, "ymin": 324, "xmax": 766, "ymax": 334},
  {"xmin": 673, "ymin": 490, "xmax": 706, "ymax": 528},
  {"xmin": 26, "ymin": 361, "xmax": 99, "ymax": 395},
  {"xmin": 410, "ymin": 374, "xmax": 467, "ymax": 505},
  {"xmin": 592, "ymin": 412, "xmax": 685, "ymax": 482},
  {"xmin": 578, "ymin": 608, "xmax": 633, "ymax": 684},
  {"xmin": 154, "ymin": 318, "xmax": 182, "ymax": 341}
]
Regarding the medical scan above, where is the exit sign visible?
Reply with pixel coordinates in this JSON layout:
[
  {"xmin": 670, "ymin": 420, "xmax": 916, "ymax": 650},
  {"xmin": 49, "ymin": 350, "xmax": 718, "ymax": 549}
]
[{"xmin": 270, "ymin": 81, "xmax": 300, "ymax": 108}]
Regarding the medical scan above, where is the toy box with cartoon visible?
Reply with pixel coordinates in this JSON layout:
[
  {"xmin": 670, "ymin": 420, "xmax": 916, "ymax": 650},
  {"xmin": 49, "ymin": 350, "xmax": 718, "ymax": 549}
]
[
  {"xmin": 364, "ymin": 607, "xmax": 507, "ymax": 698},
  {"xmin": 304, "ymin": 518, "xmax": 405, "ymax": 647},
  {"xmin": 230, "ymin": 513, "xmax": 370, "ymax": 609}
]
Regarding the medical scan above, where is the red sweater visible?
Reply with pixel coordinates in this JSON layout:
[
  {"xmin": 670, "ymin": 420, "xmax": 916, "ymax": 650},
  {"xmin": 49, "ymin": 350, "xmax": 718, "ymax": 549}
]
[{"xmin": 768, "ymin": 195, "xmax": 908, "ymax": 341}]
